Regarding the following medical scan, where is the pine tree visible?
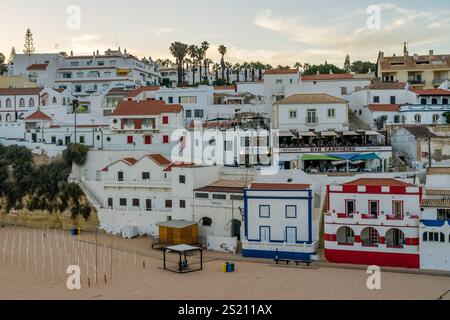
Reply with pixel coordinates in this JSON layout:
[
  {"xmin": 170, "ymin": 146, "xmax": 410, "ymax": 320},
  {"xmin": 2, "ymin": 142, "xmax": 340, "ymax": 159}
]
[
  {"xmin": 344, "ymin": 55, "xmax": 351, "ymax": 73},
  {"xmin": 8, "ymin": 47, "xmax": 16, "ymax": 64},
  {"xmin": 23, "ymin": 29, "xmax": 35, "ymax": 54}
]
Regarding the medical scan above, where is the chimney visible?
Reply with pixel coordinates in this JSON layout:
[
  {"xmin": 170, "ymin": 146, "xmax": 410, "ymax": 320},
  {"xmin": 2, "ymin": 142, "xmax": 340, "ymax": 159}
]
[
  {"xmin": 429, "ymin": 50, "xmax": 434, "ymax": 57},
  {"xmin": 329, "ymin": 69, "xmax": 333, "ymax": 74},
  {"xmin": 70, "ymin": 50, "xmax": 73, "ymax": 56},
  {"xmin": 316, "ymin": 71, "xmax": 320, "ymax": 75},
  {"xmin": 403, "ymin": 42, "xmax": 409, "ymax": 57},
  {"xmin": 96, "ymin": 50, "xmax": 99, "ymax": 55},
  {"xmin": 378, "ymin": 51, "xmax": 384, "ymax": 59}
]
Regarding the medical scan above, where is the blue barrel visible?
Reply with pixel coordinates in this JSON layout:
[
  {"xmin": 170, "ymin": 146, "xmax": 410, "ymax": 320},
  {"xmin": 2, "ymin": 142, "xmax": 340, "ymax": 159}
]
[
  {"xmin": 70, "ymin": 228, "xmax": 77, "ymax": 236},
  {"xmin": 227, "ymin": 262, "xmax": 233, "ymax": 273}
]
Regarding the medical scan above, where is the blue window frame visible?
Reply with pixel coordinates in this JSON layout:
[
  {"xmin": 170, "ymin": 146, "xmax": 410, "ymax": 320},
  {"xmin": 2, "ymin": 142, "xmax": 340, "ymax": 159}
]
[
  {"xmin": 260, "ymin": 226, "xmax": 271, "ymax": 242},
  {"xmin": 285, "ymin": 205, "xmax": 297, "ymax": 218},
  {"xmin": 259, "ymin": 205, "xmax": 270, "ymax": 218}
]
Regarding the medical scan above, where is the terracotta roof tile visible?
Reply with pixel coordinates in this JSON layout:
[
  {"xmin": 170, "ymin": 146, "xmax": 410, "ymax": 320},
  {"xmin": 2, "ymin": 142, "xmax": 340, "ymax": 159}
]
[
  {"xmin": 358, "ymin": 82, "xmax": 407, "ymax": 91},
  {"xmin": 427, "ymin": 167, "xmax": 450, "ymax": 175},
  {"xmin": 264, "ymin": 69, "xmax": 298, "ymax": 75},
  {"xmin": 26, "ymin": 64, "xmax": 48, "ymax": 71},
  {"xmin": 24, "ymin": 110, "xmax": 52, "ymax": 121},
  {"xmin": 0, "ymin": 88, "xmax": 43, "ymax": 96},
  {"xmin": 421, "ymin": 199, "xmax": 450, "ymax": 208},
  {"xmin": 126, "ymin": 86, "xmax": 160, "ymax": 98},
  {"xmin": 112, "ymin": 100, "xmax": 182, "ymax": 116},
  {"xmin": 342, "ymin": 178, "xmax": 414, "ymax": 187},
  {"xmin": 249, "ymin": 183, "xmax": 311, "ymax": 190},
  {"xmin": 276, "ymin": 94, "xmax": 348, "ymax": 105},
  {"xmin": 302, "ymin": 74, "xmax": 354, "ymax": 81},
  {"xmin": 412, "ymin": 89, "xmax": 450, "ymax": 96},
  {"xmin": 368, "ymin": 104, "xmax": 402, "ymax": 112},
  {"xmin": 147, "ymin": 154, "xmax": 171, "ymax": 166},
  {"xmin": 163, "ymin": 162, "xmax": 197, "ymax": 172}
]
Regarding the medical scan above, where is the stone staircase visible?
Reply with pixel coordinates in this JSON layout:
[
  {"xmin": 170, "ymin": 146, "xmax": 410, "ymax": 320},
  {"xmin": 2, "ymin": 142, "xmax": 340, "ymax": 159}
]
[{"xmin": 348, "ymin": 110, "xmax": 372, "ymax": 131}]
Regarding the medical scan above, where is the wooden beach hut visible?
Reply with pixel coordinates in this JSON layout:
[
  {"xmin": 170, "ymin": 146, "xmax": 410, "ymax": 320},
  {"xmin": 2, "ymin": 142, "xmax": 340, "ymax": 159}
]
[{"xmin": 158, "ymin": 221, "xmax": 199, "ymax": 245}]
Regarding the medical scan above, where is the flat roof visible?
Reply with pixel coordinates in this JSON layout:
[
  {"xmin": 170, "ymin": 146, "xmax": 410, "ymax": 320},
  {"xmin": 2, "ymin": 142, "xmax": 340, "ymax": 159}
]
[
  {"xmin": 158, "ymin": 221, "xmax": 197, "ymax": 229},
  {"xmin": 166, "ymin": 244, "xmax": 201, "ymax": 252},
  {"xmin": 195, "ymin": 180, "xmax": 248, "ymax": 194}
]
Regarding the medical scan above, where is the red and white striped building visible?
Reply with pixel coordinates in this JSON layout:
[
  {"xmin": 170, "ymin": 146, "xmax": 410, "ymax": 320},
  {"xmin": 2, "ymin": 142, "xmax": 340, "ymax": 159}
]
[{"xmin": 324, "ymin": 178, "xmax": 422, "ymax": 269}]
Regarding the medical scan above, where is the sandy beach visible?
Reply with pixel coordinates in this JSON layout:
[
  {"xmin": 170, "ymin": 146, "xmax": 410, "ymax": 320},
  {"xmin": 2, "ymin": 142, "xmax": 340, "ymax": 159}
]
[{"xmin": 0, "ymin": 226, "xmax": 449, "ymax": 300}]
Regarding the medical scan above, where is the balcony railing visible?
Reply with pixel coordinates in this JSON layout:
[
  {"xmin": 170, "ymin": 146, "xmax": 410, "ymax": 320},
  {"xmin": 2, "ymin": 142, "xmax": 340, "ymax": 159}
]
[
  {"xmin": 433, "ymin": 79, "xmax": 447, "ymax": 85},
  {"xmin": 103, "ymin": 180, "xmax": 171, "ymax": 189},
  {"xmin": 408, "ymin": 79, "xmax": 425, "ymax": 85},
  {"xmin": 305, "ymin": 117, "xmax": 319, "ymax": 125}
]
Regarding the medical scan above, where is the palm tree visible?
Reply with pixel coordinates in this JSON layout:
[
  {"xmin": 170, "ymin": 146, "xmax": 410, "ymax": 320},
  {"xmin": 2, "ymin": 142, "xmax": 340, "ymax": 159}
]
[
  {"xmin": 204, "ymin": 58, "xmax": 213, "ymax": 83},
  {"xmin": 233, "ymin": 63, "xmax": 241, "ymax": 82},
  {"xmin": 293, "ymin": 62, "xmax": 303, "ymax": 70},
  {"xmin": 242, "ymin": 62, "xmax": 249, "ymax": 82},
  {"xmin": 196, "ymin": 46, "xmax": 205, "ymax": 84},
  {"xmin": 187, "ymin": 45, "xmax": 198, "ymax": 85},
  {"xmin": 212, "ymin": 63, "xmax": 221, "ymax": 82},
  {"xmin": 218, "ymin": 45, "xmax": 227, "ymax": 80},
  {"xmin": 201, "ymin": 41, "xmax": 210, "ymax": 82},
  {"xmin": 249, "ymin": 62, "xmax": 256, "ymax": 82},
  {"xmin": 169, "ymin": 42, "xmax": 188, "ymax": 85},
  {"xmin": 225, "ymin": 62, "xmax": 232, "ymax": 84}
]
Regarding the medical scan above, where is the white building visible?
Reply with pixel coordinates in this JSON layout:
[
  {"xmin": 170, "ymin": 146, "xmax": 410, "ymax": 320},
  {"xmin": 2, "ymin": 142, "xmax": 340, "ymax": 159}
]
[
  {"xmin": 104, "ymin": 99, "xmax": 183, "ymax": 153},
  {"xmin": 263, "ymin": 69, "xmax": 300, "ymax": 104},
  {"xmin": 297, "ymin": 73, "xmax": 373, "ymax": 101},
  {"xmin": 273, "ymin": 93, "xmax": 349, "ymax": 132},
  {"xmin": 325, "ymin": 178, "xmax": 422, "ymax": 268},
  {"xmin": 420, "ymin": 167, "xmax": 450, "ymax": 271},
  {"xmin": 242, "ymin": 182, "xmax": 319, "ymax": 260}
]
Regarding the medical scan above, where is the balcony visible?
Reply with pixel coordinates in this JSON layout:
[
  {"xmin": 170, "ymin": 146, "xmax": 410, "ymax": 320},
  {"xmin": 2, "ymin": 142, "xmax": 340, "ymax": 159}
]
[
  {"xmin": 325, "ymin": 211, "xmax": 419, "ymax": 227},
  {"xmin": 408, "ymin": 79, "xmax": 425, "ymax": 85},
  {"xmin": 103, "ymin": 180, "xmax": 171, "ymax": 189},
  {"xmin": 433, "ymin": 79, "xmax": 448, "ymax": 86},
  {"xmin": 305, "ymin": 117, "xmax": 319, "ymax": 125}
]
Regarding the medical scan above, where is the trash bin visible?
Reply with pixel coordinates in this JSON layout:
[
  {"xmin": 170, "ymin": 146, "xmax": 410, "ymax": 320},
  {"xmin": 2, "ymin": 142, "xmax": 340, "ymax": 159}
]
[
  {"xmin": 229, "ymin": 262, "xmax": 235, "ymax": 272},
  {"xmin": 222, "ymin": 262, "xmax": 228, "ymax": 273},
  {"xmin": 227, "ymin": 262, "xmax": 234, "ymax": 273}
]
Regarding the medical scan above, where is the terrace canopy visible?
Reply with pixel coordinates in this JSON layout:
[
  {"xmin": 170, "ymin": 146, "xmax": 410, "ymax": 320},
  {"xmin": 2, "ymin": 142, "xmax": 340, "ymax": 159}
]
[
  {"xmin": 163, "ymin": 244, "xmax": 203, "ymax": 274},
  {"xmin": 350, "ymin": 153, "xmax": 381, "ymax": 161},
  {"xmin": 301, "ymin": 155, "xmax": 343, "ymax": 161}
]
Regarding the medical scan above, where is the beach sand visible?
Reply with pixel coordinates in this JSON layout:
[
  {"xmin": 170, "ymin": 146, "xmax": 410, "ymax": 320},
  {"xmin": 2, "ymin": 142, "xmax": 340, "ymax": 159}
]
[{"xmin": 0, "ymin": 226, "xmax": 449, "ymax": 300}]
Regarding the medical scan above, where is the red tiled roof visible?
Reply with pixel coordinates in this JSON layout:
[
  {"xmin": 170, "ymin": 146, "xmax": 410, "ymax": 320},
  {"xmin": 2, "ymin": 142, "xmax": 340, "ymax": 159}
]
[
  {"xmin": 147, "ymin": 154, "xmax": 171, "ymax": 166},
  {"xmin": 368, "ymin": 104, "xmax": 402, "ymax": 112},
  {"xmin": 0, "ymin": 88, "xmax": 43, "ymax": 96},
  {"xmin": 111, "ymin": 100, "xmax": 182, "ymax": 116},
  {"xmin": 163, "ymin": 162, "xmax": 196, "ymax": 172},
  {"xmin": 24, "ymin": 110, "xmax": 52, "ymax": 121},
  {"xmin": 126, "ymin": 86, "xmax": 160, "ymax": 98},
  {"xmin": 26, "ymin": 64, "xmax": 48, "ymax": 71},
  {"xmin": 342, "ymin": 178, "xmax": 414, "ymax": 187},
  {"xmin": 101, "ymin": 154, "xmax": 170, "ymax": 172},
  {"xmin": 358, "ymin": 82, "xmax": 407, "ymax": 91},
  {"xmin": 249, "ymin": 183, "xmax": 311, "ymax": 190},
  {"xmin": 302, "ymin": 74, "xmax": 354, "ymax": 81},
  {"xmin": 264, "ymin": 69, "xmax": 298, "ymax": 75},
  {"xmin": 411, "ymin": 89, "xmax": 450, "ymax": 96}
]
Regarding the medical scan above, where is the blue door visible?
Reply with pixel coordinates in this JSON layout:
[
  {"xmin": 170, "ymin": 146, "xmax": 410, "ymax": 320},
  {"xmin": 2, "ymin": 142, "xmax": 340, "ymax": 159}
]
[{"xmin": 286, "ymin": 227, "xmax": 297, "ymax": 244}]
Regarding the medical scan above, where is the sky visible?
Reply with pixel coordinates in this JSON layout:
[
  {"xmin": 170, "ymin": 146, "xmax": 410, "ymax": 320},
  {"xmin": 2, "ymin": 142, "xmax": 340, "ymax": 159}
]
[{"xmin": 1, "ymin": 0, "xmax": 450, "ymax": 67}]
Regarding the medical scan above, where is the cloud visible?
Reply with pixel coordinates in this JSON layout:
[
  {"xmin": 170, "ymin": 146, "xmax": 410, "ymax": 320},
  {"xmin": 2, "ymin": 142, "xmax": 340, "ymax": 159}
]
[
  {"xmin": 152, "ymin": 27, "xmax": 179, "ymax": 37},
  {"xmin": 253, "ymin": 3, "xmax": 450, "ymax": 65}
]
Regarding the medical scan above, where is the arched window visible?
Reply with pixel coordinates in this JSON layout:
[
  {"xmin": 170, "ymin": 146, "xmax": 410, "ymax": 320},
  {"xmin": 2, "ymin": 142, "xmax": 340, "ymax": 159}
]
[
  {"xmin": 63, "ymin": 97, "xmax": 66, "ymax": 105},
  {"xmin": 414, "ymin": 114, "xmax": 421, "ymax": 124},
  {"xmin": 433, "ymin": 114, "xmax": 440, "ymax": 124},
  {"xmin": 336, "ymin": 226, "xmax": 355, "ymax": 246},
  {"xmin": 6, "ymin": 98, "xmax": 11, "ymax": 108},
  {"xmin": 431, "ymin": 98, "xmax": 438, "ymax": 105},
  {"xmin": 52, "ymin": 97, "xmax": 57, "ymax": 104},
  {"xmin": 385, "ymin": 229, "xmax": 405, "ymax": 248},
  {"xmin": 5, "ymin": 113, "xmax": 11, "ymax": 122},
  {"xmin": 361, "ymin": 227, "xmax": 380, "ymax": 247},
  {"xmin": 421, "ymin": 98, "xmax": 427, "ymax": 105},
  {"xmin": 29, "ymin": 98, "xmax": 34, "ymax": 108},
  {"xmin": 443, "ymin": 98, "xmax": 449, "ymax": 105},
  {"xmin": 0, "ymin": 100, "xmax": 2, "ymax": 108},
  {"xmin": 201, "ymin": 217, "xmax": 213, "ymax": 226},
  {"xmin": 19, "ymin": 98, "xmax": 25, "ymax": 108}
]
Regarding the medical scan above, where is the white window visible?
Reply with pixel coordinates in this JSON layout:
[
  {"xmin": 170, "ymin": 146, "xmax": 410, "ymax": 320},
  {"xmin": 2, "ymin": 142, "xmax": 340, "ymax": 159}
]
[
  {"xmin": 224, "ymin": 141, "xmax": 233, "ymax": 151},
  {"xmin": 432, "ymin": 114, "xmax": 440, "ymax": 124},
  {"xmin": 289, "ymin": 110, "xmax": 297, "ymax": 119},
  {"xmin": 276, "ymin": 79, "xmax": 283, "ymax": 84},
  {"xmin": 259, "ymin": 205, "xmax": 270, "ymax": 218},
  {"xmin": 286, "ymin": 205, "xmax": 297, "ymax": 218},
  {"xmin": 179, "ymin": 96, "xmax": 197, "ymax": 104},
  {"xmin": 414, "ymin": 114, "xmax": 422, "ymax": 124},
  {"xmin": 327, "ymin": 108, "xmax": 336, "ymax": 118}
]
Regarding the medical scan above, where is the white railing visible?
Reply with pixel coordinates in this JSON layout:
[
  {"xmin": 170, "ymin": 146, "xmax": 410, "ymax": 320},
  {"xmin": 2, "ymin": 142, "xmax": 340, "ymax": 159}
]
[
  {"xmin": 325, "ymin": 211, "xmax": 420, "ymax": 227},
  {"xmin": 102, "ymin": 180, "xmax": 172, "ymax": 189},
  {"xmin": 242, "ymin": 240, "xmax": 319, "ymax": 253}
]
